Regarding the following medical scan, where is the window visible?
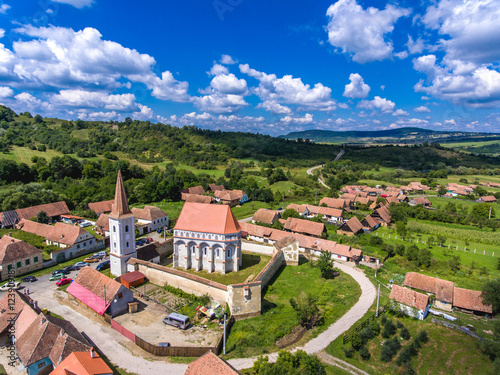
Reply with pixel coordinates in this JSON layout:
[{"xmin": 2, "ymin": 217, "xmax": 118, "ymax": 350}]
[
  {"xmin": 125, "ymin": 225, "xmax": 129, "ymax": 232},
  {"xmin": 83, "ymin": 242, "xmax": 86, "ymax": 247},
  {"xmin": 126, "ymin": 242, "xmax": 129, "ymax": 247},
  {"xmin": 16, "ymin": 261, "xmax": 21, "ymax": 268},
  {"xmin": 203, "ymin": 248, "xmax": 207, "ymax": 256},
  {"xmin": 227, "ymin": 249, "xmax": 232, "ymax": 258},
  {"xmin": 34, "ymin": 256, "xmax": 38, "ymax": 263},
  {"xmin": 118, "ymin": 292, "xmax": 122, "ymax": 299},
  {"xmin": 38, "ymin": 362, "xmax": 46, "ymax": 369},
  {"xmin": 216, "ymin": 249, "xmax": 220, "ymax": 258},
  {"xmin": 114, "ymin": 242, "xmax": 116, "ymax": 249},
  {"xmin": 113, "ymin": 226, "xmax": 116, "ymax": 232},
  {"xmin": 77, "ymin": 244, "xmax": 80, "ymax": 249},
  {"xmin": 25, "ymin": 259, "xmax": 30, "ymax": 266},
  {"xmin": 191, "ymin": 247, "xmax": 195, "ymax": 255},
  {"xmin": 7, "ymin": 265, "xmax": 12, "ymax": 271}
]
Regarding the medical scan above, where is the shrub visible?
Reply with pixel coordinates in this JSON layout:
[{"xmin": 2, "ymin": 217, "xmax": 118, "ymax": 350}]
[
  {"xmin": 397, "ymin": 321, "xmax": 404, "ymax": 329},
  {"xmin": 343, "ymin": 346, "xmax": 355, "ymax": 358},
  {"xmin": 382, "ymin": 319, "xmax": 397, "ymax": 338},
  {"xmin": 351, "ymin": 332, "xmax": 363, "ymax": 350},
  {"xmin": 381, "ymin": 337, "xmax": 401, "ymax": 362},
  {"xmin": 359, "ymin": 346, "xmax": 371, "ymax": 361},
  {"xmin": 381, "ymin": 315, "xmax": 387, "ymax": 324},
  {"xmin": 416, "ymin": 330, "xmax": 429, "ymax": 344},
  {"xmin": 396, "ymin": 343, "xmax": 418, "ymax": 365},
  {"xmin": 359, "ymin": 326, "xmax": 375, "ymax": 344},
  {"xmin": 401, "ymin": 327, "xmax": 411, "ymax": 340},
  {"xmin": 369, "ymin": 321, "xmax": 381, "ymax": 336}
]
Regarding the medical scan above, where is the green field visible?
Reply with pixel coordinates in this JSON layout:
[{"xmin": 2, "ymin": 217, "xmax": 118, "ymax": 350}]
[
  {"xmin": 0, "ymin": 146, "xmax": 66, "ymax": 165},
  {"xmin": 427, "ymin": 196, "xmax": 484, "ymax": 212},
  {"xmin": 269, "ymin": 180, "xmax": 301, "ymax": 193},
  {"xmin": 171, "ymin": 252, "xmax": 271, "ymax": 286},
  {"xmin": 222, "ymin": 260, "xmax": 361, "ymax": 359}
]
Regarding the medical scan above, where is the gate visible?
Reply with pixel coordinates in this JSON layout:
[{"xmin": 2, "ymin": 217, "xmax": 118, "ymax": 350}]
[{"xmin": 111, "ymin": 319, "xmax": 136, "ymax": 342}]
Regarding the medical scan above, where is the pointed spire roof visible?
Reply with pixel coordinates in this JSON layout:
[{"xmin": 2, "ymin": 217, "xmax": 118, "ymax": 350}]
[{"xmin": 109, "ymin": 170, "xmax": 132, "ymax": 219}]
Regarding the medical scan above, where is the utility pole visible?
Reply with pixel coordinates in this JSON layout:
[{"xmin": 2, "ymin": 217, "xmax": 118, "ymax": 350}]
[
  {"xmin": 315, "ymin": 190, "xmax": 318, "ymax": 205},
  {"xmin": 376, "ymin": 284, "xmax": 380, "ymax": 317}
]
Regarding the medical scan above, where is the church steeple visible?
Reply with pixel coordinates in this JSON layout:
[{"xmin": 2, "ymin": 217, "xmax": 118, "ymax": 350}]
[{"xmin": 109, "ymin": 170, "xmax": 132, "ymax": 219}]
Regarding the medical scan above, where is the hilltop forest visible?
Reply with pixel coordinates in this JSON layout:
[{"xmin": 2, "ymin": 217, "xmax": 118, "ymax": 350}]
[{"xmin": 0, "ymin": 104, "xmax": 500, "ymax": 214}]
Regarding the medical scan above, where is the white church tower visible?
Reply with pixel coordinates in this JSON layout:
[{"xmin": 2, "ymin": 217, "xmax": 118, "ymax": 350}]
[{"xmin": 109, "ymin": 170, "xmax": 136, "ymax": 277}]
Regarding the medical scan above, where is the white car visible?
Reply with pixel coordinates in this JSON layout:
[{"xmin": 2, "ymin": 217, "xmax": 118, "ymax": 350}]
[{"xmin": 0, "ymin": 281, "xmax": 21, "ymax": 291}]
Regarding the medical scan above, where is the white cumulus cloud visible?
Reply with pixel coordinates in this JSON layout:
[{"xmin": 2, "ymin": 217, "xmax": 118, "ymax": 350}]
[
  {"xmin": 325, "ymin": 0, "xmax": 410, "ymax": 63},
  {"xmin": 414, "ymin": 105, "xmax": 431, "ymax": 113},
  {"xmin": 343, "ymin": 73, "xmax": 370, "ymax": 98},
  {"xmin": 51, "ymin": 0, "xmax": 94, "ymax": 8},
  {"xmin": 0, "ymin": 86, "xmax": 13, "ymax": 98},
  {"xmin": 210, "ymin": 73, "xmax": 248, "ymax": 95},
  {"xmin": 0, "ymin": 4, "xmax": 11, "ymax": 14},
  {"xmin": 220, "ymin": 54, "xmax": 236, "ymax": 65},
  {"xmin": 358, "ymin": 96, "xmax": 396, "ymax": 113},
  {"xmin": 51, "ymin": 90, "xmax": 137, "ymax": 111},
  {"xmin": 393, "ymin": 109, "xmax": 409, "ymax": 116}
]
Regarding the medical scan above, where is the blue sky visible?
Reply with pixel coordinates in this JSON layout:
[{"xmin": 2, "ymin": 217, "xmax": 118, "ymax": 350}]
[{"xmin": 0, "ymin": 0, "xmax": 499, "ymax": 135}]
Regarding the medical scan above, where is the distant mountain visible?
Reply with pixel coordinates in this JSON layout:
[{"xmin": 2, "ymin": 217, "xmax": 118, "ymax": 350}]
[{"xmin": 280, "ymin": 127, "xmax": 500, "ymax": 145}]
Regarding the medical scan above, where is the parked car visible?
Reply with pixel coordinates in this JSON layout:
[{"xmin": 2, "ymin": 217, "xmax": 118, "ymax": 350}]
[
  {"xmin": 83, "ymin": 257, "xmax": 99, "ymax": 263},
  {"xmin": 52, "ymin": 269, "xmax": 70, "ymax": 276},
  {"xmin": 49, "ymin": 273, "xmax": 65, "ymax": 281},
  {"xmin": 63, "ymin": 265, "xmax": 77, "ymax": 272},
  {"xmin": 0, "ymin": 281, "xmax": 21, "ymax": 291},
  {"xmin": 158, "ymin": 342, "xmax": 170, "ymax": 347},
  {"xmin": 21, "ymin": 276, "xmax": 37, "ymax": 283},
  {"xmin": 146, "ymin": 237, "xmax": 153, "ymax": 243},
  {"xmin": 74, "ymin": 262, "xmax": 90, "ymax": 269},
  {"xmin": 91, "ymin": 254, "xmax": 104, "ymax": 260},
  {"xmin": 56, "ymin": 278, "xmax": 72, "ymax": 287},
  {"xmin": 96, "ymin": 260, "xmax": 110, "ymax": 271},
  {"xmin": 80, "ymin": 222, "xmax": 92, "ymax": 228},
  {"xmin": 94, "ymin": 251, "xmax": 107, "ymax": 258},
  {"xmin": 157, "ymin": 228, "xmax": 163, "ymax": 233}
]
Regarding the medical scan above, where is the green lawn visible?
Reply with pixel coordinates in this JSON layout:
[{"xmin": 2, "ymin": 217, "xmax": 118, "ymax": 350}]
[
  {"xmin": 0, "ymin": 146, "xmax": 65, "ymax": 165},
  {"xmin": 171, "ymin": 252, "xmax": 271, "ymax": 285},
  {"xmin": 427, "ymin": 196, "xmax": 483, "ymax": 212},
  {"xmin": 269, "ymin": 180, "xmax": 301, "ymax": 193},
  {"xmin": 326, "ymin": 311, "xmax": 495, "ymax": 375},
  {"xmin": 131, "ymin": 201, "xmax": 185, "ymax": 221},
  {"xmin": 232, "ymin": 201, "xmax": 274, "ymax": 220},
  {"xmin": 222, "ymin": 260, "xmax": 362, "ymax": 359}
]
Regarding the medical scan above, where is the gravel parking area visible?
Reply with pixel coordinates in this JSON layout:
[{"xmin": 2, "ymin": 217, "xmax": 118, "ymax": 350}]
[{"xmin": 113, "ymin": 299, "xmax": 221, "ymax": 347}]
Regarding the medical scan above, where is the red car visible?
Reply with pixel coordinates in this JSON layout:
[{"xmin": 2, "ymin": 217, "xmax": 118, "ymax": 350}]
[{"xmin": 56, "ymin": 278, "xmax": 72, "ymax": 287}]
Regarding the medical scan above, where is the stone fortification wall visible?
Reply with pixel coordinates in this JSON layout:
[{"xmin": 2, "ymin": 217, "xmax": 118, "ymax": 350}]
[
  {"xmin": 241, "ymin": 240, "xmax": 274, "ymax": 256},
  {"xmin": 254, "ymin": 250, "xmax": 285, "ymax": 288},
  {"xmin": 227, "ymin": 281, "xmax": 262, "ymax": 319}
]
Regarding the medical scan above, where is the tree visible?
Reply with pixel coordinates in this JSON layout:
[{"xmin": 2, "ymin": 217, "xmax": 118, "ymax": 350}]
[
  {"xmin": 252, "ymin": 350, "xmax": 326, "ymax": 375},
  {"xmin": 396, "ymin": 221, "xmax": 407, "ymax": 238},
  {"xmin": 481, "ymin": 279, "xmax": 500, "ymax": 313},
  {"xmin": 34, "ymin": 114, "xmax": 43, "ymax": 124},
  {"xmin": 289, "ymin": 292, "xmax": 321, "ymax": 329},
  {"xmin": 438, "ymin": 185, "xmax": 448, "ymax": 196},
  {"xmin": 316, "ymin": 251, "xmax": 335, "ymax": 279},
  {"xmin": 281, "ymin": 208, "xmax": 300, "ymax": 220},
  {"xmin": 36, "ymin": 210, "xmax": 49, "ymax": 224}
]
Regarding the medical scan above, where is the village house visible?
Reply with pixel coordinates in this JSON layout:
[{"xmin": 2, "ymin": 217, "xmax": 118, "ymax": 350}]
[
  {"xmin": 453, "ymin": 287, "xmax": 493, "ymax": 315},
  {"xmin": 181, "ymin": 193, "xmax": 214, "ymax": 204},
  {"xmin": 16, "ymin": 219, "xmax": 99, "ymax": 263},
  {"xmin": 208, "ymin": 183, "xmax": 225, "ymax": 193},
  {"xmin": 15, "ymin": 201, "xmax": 70, "ymax": 223},
  {"xmin": 389, "ymin": 285, "xmax": 429, "ymax": 320},
  {"xmin": 131, "ymin": 205, "xmax": 169, "ymax": 232},
  {"xmin": 361, "ymin": 215, "xmax": 379, "ymax": 233},
  {"xmin": 409, "ymin": 196, "xmax": 432, "ymax": 207},
  {"xmin": 67, "ymin": 266, "xmax": 134, "ymax": 317},
  {"xmin": 282, "ymin": 217, "xmax": 325, "ymax": 237},
  {"xmin": 404, "ymin": 272, "xmax": 454, "ymax": 311},
  {"xmin": 337, "ymin": 216, "xmax": 364, "ymax": 236},
  {"xmin": 288, "ymin": 204, "xmax": 343, "ymax": 223},
  {"xmin": 0, "ymin": 210, "xmax": 19, "ymax": 229},
  {"xmin": 408, "ymin": 182, "xmax": 430, "ymax": 191},
  {"xmin": 95, "ymin": 213, "xmax": 110, "ymax": 236},
  {"xmin": 60, "ymin": 214, "xmax": 84, "ymax": 225},
  {"xmin": 318, "ymin": 197, "xmax": 346, "ymax": 210},
  {"xmin": 239, "ymin": 222, "xmax": 362, "ymax": 262},
  {"xmin": 477, "ymin": 196, "xmax": 497, "ymax": 204},
  {"xmin": 339, "ymin": 193, "xmax": 356, "ymax": 208},
  {"xmin": 371, "ymin": 205, "xmax": 392, "ymax": 226},
  {"xmin": 50, "ymin": 350, "xmax": 113, "ymax": 375},
  {"xmin": 0, "ymin": 291, "xmax": 91, "ymax": 375},
  {"xmin": 214, "ymin": 189, "xmax": 241, "ymax": 207},
  {"xmin": 181, "ymin": 185, "xmax": 205, "ymax": 195},
  {"xmin": 185, "ymin": 351, "xmax": 240, "ymax": 375},
  {"xmin": 252, "ymin": 208, "xmax": 280, "ymax": 225},
  {"xmin": 173, "ymin": 202, "xmax": 242, "ymax": 274},
  {"xmin": 136, "ymin": 243, "xmax": 161, "ymax": 264},
  {"xmin": 87, "ymin": 199, "xmax": 114, "ymax": 216},
  {"xmin": 355, "ymin": 196, "xmax": 370, "ymax": 206},
  {"xmin": 233, "ymin": 189, "xmax": 249, "ymax": 204},
  {"xmin": 0, "ymin": 235, "xmax": 43, "ymax": 280}
]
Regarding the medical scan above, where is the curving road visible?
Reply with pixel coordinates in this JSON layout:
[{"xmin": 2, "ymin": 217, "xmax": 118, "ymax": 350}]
[
  {"xmin": 25, "ymin": 260, "xmax": 375, "ymax": 374},
  {"xmin": 307, "ymin": 164, "xmax": 330, "ymax": 189}
]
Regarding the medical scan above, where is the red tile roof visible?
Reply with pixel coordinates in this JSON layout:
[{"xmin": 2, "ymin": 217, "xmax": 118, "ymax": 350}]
[
  {"xmin": 175, "ymin": 202, "xmax": 241, "ymax": 234},
  {"xmin": 185, "ymin": 351, "xmax": 240, "ymax": 375},
  {"xmin": 95, "ymin": 214, "xmax": 110, "ymax": 231},
  {"xmin": 208, "ymin": 184, "xmax": 225, "ymax": 192},
  {"xmin": 453, "ymin": 287, "xmax": 493, "ymax": 314},
  {"xmin": 404, "ymin": 272, "xmax": 454, "ymax": 303},
  {"xmin": 131, "ymin": 205, "xmax": 168, "ymax": 221},
  {"xmin": 362, "ymin": 215, "xmax": 378, "ymax": 230},
  {"xmin": 374, "ymin": 206, "xmax": 391, "ymax": 224},
  {"xmin": 390, "ymin": 285, "xmax": 429, "ymax": 311},
  {"xmin": 120, "ymin": 271, "xmax": 145, "ymax": 284},
  {"xmin": 0, "ymin": 235, "xmax": 42, "ymax": 264},
  {"xmin": 252, "ymin": 209, "xmax": 279, "ymax": 225},
  {"xmin": 50, "ymin": 351, "xmax": 113, "ymax": 375},
  {"xmin": 410, "ymin": 197, "xmax": 431, "ymax": 206},
  {"xmin": 480, "ymin": 196, "xmax": 497, "ymax": 203},
  {"xmin": 340, "ymin": 217, "xmax": 363, "ymax": 234},
  {"xmin": 16, "ymin": 201, "xmax": 70, "ymax": 221},
  {"xmin": 87, "ymin": 200, "xmax": 114, "ymax": 215},
  {"xmin": 318, "ymin": 197, "xmax": 346, "ymax": 209},
  {"xmin": 109, "ymin": 170, "xmax": 132, "ymax": 219},
  {"xmin": 214, "ymin": 190, "xmax": 240, "ymax": 202},
  {"xmin": 182, "ymin": 185, "xmax": 205, "ymax": 195},
  {"xmin": 283, "ymin": 217, "xmax": 325, "ymax": 237},
  {"xmin": 17, "ymin": 220, "xmax": 92, "ymax": 246},
  {"xmin": 181, "ymin": 193, "xmax": 213, "ymax": 204}
]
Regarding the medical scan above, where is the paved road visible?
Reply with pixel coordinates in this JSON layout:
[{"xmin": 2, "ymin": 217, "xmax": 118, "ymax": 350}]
[
  {"xmin": 228, "ymin": 261, "xmax": 376, "ymax": 370},
  {"xmin": 307, "ymin": 165, "xmax": 330, "ymax": 189}
]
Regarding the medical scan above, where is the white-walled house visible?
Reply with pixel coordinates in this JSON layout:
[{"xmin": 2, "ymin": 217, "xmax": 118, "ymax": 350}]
[
  {"xmin": 132, "ymin": 205, "xmax": 169, "ymax": 232},
  {"xmin": 389, "ymin": 285, "xmax": 429, "ymax": 320}
]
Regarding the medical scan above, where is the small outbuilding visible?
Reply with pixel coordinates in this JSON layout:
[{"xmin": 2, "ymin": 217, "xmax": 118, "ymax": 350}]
[{"xmin": 119, "ymin": 271, "xmax": 146, "ymax": 289}]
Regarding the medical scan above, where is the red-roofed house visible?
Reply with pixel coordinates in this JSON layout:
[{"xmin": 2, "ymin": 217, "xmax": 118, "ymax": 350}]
[
  {"xmin": 404, "ymin": 272, "xmax": 454, "ymax": 311},
  {"xmin": 389, "ymin": 285, "xmax": 429, "ymax": 320},
  {"xmin": 173, "ymin": 202, "xmax": 242, "ymax": 274},
  {"xmin": 131, "ymin": 205, "xmax": 169, "ymax": 232},
  {"xmin": 50, "ymin": 350, "xmax": 113, "ymax": 375},
  {"xmin": 453, "ymin": 287, "xmax": 493, "ymax": 314},
  {"xmin": 67, "ymin": 266, "xmax": 134, "ymax": 317},
  {"xmin": 0, "ymin": 235, "xmax": 43, "ymax": 280},
  {"xmin": 337, "ymin": 217, "xmax": 363, "ymax": 236},
  {"xmin": 477, "ymin": 196, "xmax": 497, "ymax": 204},
  {"xmin": 214, "ymin": 190, "xmax": 240, "ymax": 207},
  {"xmin": 87, "ymin": 200, "xmax": 114, "ymax": 216},
  {"xmin": 185, "ymin": 351, "xmax": 240, "ymax": 375},
  {"xmin": 181, "ymin": 185, "xmax": 205, "ymax": 195},
  {"xmin": 283, "ymin": 217, "xmax": 325, "ymax": 237},
  {"xmin": 15, "ymin": 201, "xmax": 70, "ymax": 223},
  {"xmin": 252, "ymin": 209, "xmax": 280, "ymax": 225}
]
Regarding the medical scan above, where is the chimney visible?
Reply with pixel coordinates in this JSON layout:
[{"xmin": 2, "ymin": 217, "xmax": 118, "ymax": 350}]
[
  {"xmin": 61, "ymin": 235, "xmax": 64, "ymax": 240},
  {"xmin": 8, "ymin": 232, "xmax": 12, "ymax": 237},
  {"xmin": 11, "ymin": 239, "xmax": 15, "ymax": 243},
  {"xmin": 90, "ymin": 348, "xmax": 96, "ymax": 358}
]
